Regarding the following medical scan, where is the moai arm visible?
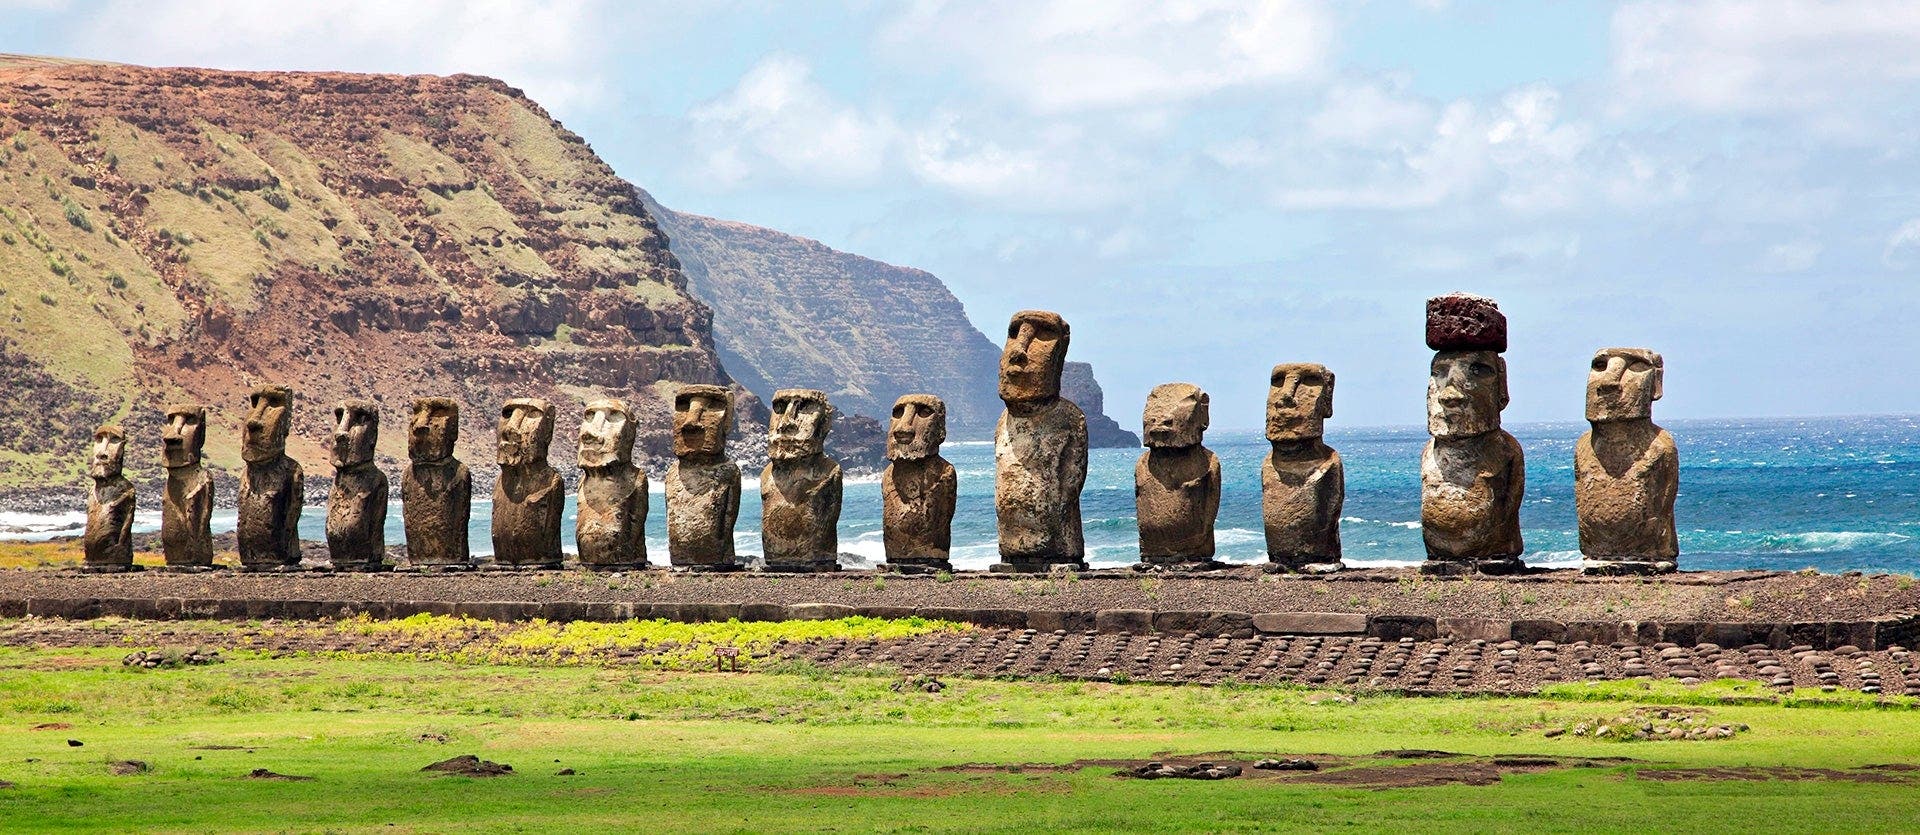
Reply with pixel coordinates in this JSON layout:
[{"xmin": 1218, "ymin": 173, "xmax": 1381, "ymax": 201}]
[
  {"xmin": 722, "ymin": 465, "xmax": 741, "ymax": 534},
  {"xmin": 1064, "ymin": 410, "xmax": 1089, "ymax": 498},
  {"xmin": 1503, "ymin": 435, "xmax": 1525, "ymax": 549},
  {"xmin": 933, "ymin": 462, "xmax": 958, "ymax": 550},
  {"xmin": 451, "ymin": 464, "xmax": 473, "ymax": 523},
  {"xmin": 291, "ymin": 464, "xmax": 306, "ymax": 516},
  {"xmin": 1202, "ymin": 451, "xmax": 1222, "ymax": 531},
  {"xmin": 107, "ymin": 482, "xmax": 136, "ymax": 551},
  {"xmin": 1325, "ymin": 451, "xmax": 1346, "ymax": 533}
]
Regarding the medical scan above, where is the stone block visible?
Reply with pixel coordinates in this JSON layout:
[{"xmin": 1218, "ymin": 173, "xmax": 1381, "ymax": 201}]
[
  {"xmin": 1621, "ymin": 620, "xmax": 1662, "ymax": 645},
  {"xmin": 1095, "ymin": 609, "xmax": 1154, "ymax": 634},
  {"xmin": 414, "ymin": 600, "xmax": 457, "ymax": 618},
  {"xmin": 96, "ymin": 598, "xmax": 139, "ymax": 618},
  {"xmin": 856, "ymin": 605, "xmax": 918, "ymax": 620},
  {"xmin": 0, "ymin": 598, "xmax": 27, "ymax": 619},
  {"xmin": 914, "ymin": 606, "xmax": 971, "ymax": 624},
  {"xmin": 455, "ymin": 601, "xmax": 541, "ymax": 622},
  {"xmin": 277, "ymin": 600, "xmax": 326, "ymax": 620},
  {"xmin": 1659, "ymin": 621, "xmax": 1705, "ymax": 646},
  {"xmin": 1367, "ymin": 615, "xmax": 1437, "ymax": 641},
  {"xmin": 1565, "ymin": 621, "xmax": 1621, "ymax": 645},
  {"xmin": 1161, "ymin": 611, "xmax": 1253, "ymax": 638},
  {"xmin": 29, "ymin": 598, "xmax": 99, "ymax": 620},
  {"xmin": 1439, "ymin": 618, "xmax": 1512, "ymax": 642},
  {"xmin": 1252, "ymin": 612, "xmax": 1369, "ymax": 635},
  {"xmin": 970, "ymin": 608, "xmax": 1029, "ymax": 629},
  {"xmin": 738, "ymin": 602, "xmax": 787, "ymax": 622},
  {"xmin": 583, "ymin": 602, "xmax": 634, "ymax": 622},
  {"xmin": 1839, "ymin": 621, "xmax": 1878, "ymax": 650},
  {"xmin": 542, "ymin": 601, "xmax": 590, "ymax": 622},
  {"xmin": 787, "ymin": 603, "xmax": 856, "ymax": 621},
  {"xmin": 643, "ymin": 603, "xmax": 682, "ymax": 622},
  {"xmin": 1510, "ymin": 619, "xmax": 1566, "ymax": 644},
  {"xmin": 1027, "ymin": 610, "xmax": 1096, "ymax": 633}
]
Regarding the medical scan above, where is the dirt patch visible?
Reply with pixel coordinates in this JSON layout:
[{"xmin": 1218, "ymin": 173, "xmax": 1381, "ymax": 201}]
[
  {"xmin": 1297, "ymin": 762, "xmax": 1512, "ymax": 789},
  {"xmin": 188, "ymin": 745, "xmax": 256, "ymax": 751},
  {"xmin": 1636, "ymin": 767, "xmax": 1913, "ymax": 784},
  {"xmin": 244, "ymin": 768, "xmax": 312, "ymax": 781},
  {"xmin": 108, "ymin": 760, "xmax": 150, "ymax": 776},
  {"xmin": 29, "ymin": 722, "xmax": 71, "ymax": 731},
  {"xmin": 1376, "ymin": 749, "xmax": 1469, "ymax": 760},
  {"xmin": 422, "ymin": 754, "xmax": 512, "ymax": 777}
]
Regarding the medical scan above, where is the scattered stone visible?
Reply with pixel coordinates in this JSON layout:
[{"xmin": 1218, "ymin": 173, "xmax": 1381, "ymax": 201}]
[
  {"xmin": 245, "ymin": 768, "xmax": 313, "ymax": 781},
  {"xmin": 1253, "ymin": 758, "xmax": 1319, "ymax": 771},
  {"xmin": 122, "ymin": 648, "xmax": 222, "ymax": 668},
  {"xmin": 422, "ymin": 755, "xmax": 512, "ymax": 777},
  {"xmin": 109, "ymin": 760, "xmax": 149, "ymax": 775}
]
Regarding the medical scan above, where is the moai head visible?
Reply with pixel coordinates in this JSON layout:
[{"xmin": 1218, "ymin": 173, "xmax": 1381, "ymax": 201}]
[
  {"xmin": 330, "ymin": 400, "xmax": 379, "ymax": 469},
  {"xmin": 673, "ymin": 384, "xmax": 733, "ymax": 460},
  {"xmin": 241, "ymin": 385, "xmax": 294, "ymax": 463},
  {"xmin": 497, "ymin": 398, "xmax": 554, "ymax": 468},
  {"xmin": 408, "ymin": 398, "xmax": 460, "ymax": 463},
  {"xmin": 1586, "ymin": 347, "xmax": 1663, "ymax": 424},
  {"xmin": 769, "ymin": 388, "xmax": 833, "ymax": 462},
  {"xmin": 1266, "ymin": 363, "xmax": 1334, "ymax": 443},
  {"xmin": 887, "ymin": 394, "xmax": 947, "ymax": 461},
  {"xmin": 1142, "ymin": 383, "xmax": 1209, "ymax": 449},
  {"xmin": 89, "ymin": 425, "xmax": 126, "ymax": 479},
  {"xmin": 578, "ymin": 398, "xmax": 636, "ymax": 469},
  {"xmin": 161, "ymin": 405, "xmax": 207, "ymax": 469},
  {"xmin": 999, "ymin": 310, "xmax": 1070, "ymax": 405},
  {"xmin": 1427, "ymin": 351, "xmax": 1508, "ymax": 438}
]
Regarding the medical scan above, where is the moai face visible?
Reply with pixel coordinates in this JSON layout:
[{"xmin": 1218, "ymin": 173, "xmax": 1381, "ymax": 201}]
[
  {"xmin": 1267, "ymin": 363, "xmax": 1335, "ymax": 443},
  {"xmin": 89, "ymin": 425, "xmax": 126, "ymax": 479},
  {"xmin": 241, "ymin": 385, "xmax": 293, "ymax": 463},
  {"xmin": 161, "ymin": 405, "xmax": 206, "ymax": 469},
  {"xmin": 578, "ymin": 398, "xmax": 636, "ymax": 469},
  {"xmin": 408, "ymin": 398, "xmax": 459, "ymax": 463},
  {"xmin": 330, "ymin": 400, "xmax": 379, "ymax": 468},
  {"xmin": 1586, "ymin": 348, "xmax": 1663, "ymax": 423},
  {"xmin": 1143, "ymin": 383, "xmax": 1209, "ymax": 449},
  {"xmin": 887, "ymin": 394, "xmax": 947, "ymax": 461},
  {"xmin": 1427, "ymin": 350, "xmax": 1507, "ymax": 439},
  {"xmin": 769, "ymin": 389, "xmax": 832, "ymax": 462},
  {"xmin": 998, "ymin": 310, "xmax": 1070, "ymax": 405},
  {"xmin": 673, "ymin": 384, "xmax": 733, "ymax": 459},
  {"xmin": 497, "ymin": 398, "xmax": 554, "ymax": 468}
]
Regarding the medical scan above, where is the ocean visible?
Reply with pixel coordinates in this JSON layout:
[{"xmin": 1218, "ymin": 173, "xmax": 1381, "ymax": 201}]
[{"xmin": 7, "ymin": 415, "xmax": 1920, "ymax": 574}]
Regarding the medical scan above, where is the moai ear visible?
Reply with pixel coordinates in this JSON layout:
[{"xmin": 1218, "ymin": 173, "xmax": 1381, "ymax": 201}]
[
  {"xmin": 1495, "ymin": 356, "xmax": 1510, "ymax": 410},
  {"xmin": 1320, "ymin": 371, "xmax": 1336, "ymax": 420},
  {"xmin": 1194, "ymin": 390, "xmax": 1211, "ymax": 432},
  {"xmin": 1651, "ymin": 354, "xmax": 1665, "ymax": 402}
]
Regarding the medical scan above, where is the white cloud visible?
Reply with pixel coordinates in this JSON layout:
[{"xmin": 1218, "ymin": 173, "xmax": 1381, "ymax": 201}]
[
  {"xmin": 1885, "ymin": 219, "xmax": 1920, "ymax": 267},
  {"xmin": 880, "ymin": 0, "xmax": 1333, "ymax": 113},
  {"xmin": 1755, "ymin": 240, "xmax": 1822, "ymax": 273},
  {"xmin": 688, "ymin": 54, "xmax": 899, "ymax": 187}
]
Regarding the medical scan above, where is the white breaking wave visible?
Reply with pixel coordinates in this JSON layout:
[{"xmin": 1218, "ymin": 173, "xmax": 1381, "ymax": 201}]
[{"xmin": 1752, "ymin": 531, "xmax": 1911, "ymax": 554}]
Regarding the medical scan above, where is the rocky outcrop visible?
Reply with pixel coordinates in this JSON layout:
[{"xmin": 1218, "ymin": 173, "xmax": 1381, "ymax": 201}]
[{"xmin": 1062, "ymin": 362, "xmax": 1141, "ymax": 449}]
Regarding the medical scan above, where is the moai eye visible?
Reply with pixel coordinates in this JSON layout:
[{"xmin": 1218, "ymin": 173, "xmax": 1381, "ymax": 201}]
[
  {"xmin": 1593, "ymin": 356, "xmax": 1610, "ymax": 372},
  {"xmin": 1627, "ymin": 359, "xmax": 1652, "ymax": 373},
  {"xmin": 916, "ymin": 404, "xmax": 933, "ymax": 418}
]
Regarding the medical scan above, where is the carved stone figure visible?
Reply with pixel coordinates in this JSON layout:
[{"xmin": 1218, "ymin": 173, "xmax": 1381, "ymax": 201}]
[
  {"xmin": 993, "ymin": 310, "xmax": 1089, "ymax": 572},
  {"xmin": 82, "ymin": 425, "xmax": 136, "ymax": 572},
  {"xmin": 492, "ymin": 397, "xmax": 563, "ymax": 568},
  {"xmin": 401, "ymin": 397, "xmax": 471, "ymax": 569},
  {"xmin": 159, "ymin": 404, "xmax": 215, "ymax": 570},
  {"xmin": 1577, "ymin": 348, "xmax": 1679, "ymax": 574},
  {"xmin": 761, "ymin": 389, "xmax": 843, "ymax": 572},
  {"xmin": 325, "ymin": 400, "xmax": 388, "ymax": 571},
  {"xmin": 667, "ymin": 384, "xmax": 741, "ymax": 570},
  {"xmin": 576, "ymin": 398, "xmax": 649, "ymax": 570},
  {"xmin": 882, "ymin": 394, "xmax": 957, "ymax": 572},
  {"xmin": 1262, "ymin": 364, "xmax": 1344, "ymax": 572},
  {"xmin": 1420, "ymin": 295, "xmax": 1525, "ymax": 574},
  {"xmin": 1135, "ymin": 383, "xmax": 1221, "ymax": 567},
  {"xmin": 237, "ymin": 385, "xmax": 304, "ymax": 571}
]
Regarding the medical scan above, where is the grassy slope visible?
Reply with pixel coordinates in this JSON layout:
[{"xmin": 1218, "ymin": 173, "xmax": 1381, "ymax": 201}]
[{"xmin": 3, "ymin": 640, "xmax": 1920, "ymax": 832}]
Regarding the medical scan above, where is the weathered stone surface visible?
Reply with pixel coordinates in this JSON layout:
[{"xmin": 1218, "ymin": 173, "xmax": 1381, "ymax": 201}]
[
  {"xmin": 761, "ymin": 389, "xmax": 842, "ymax": 572},
  {"xmin": 1154, "ymin": 610, "xmax": 1253, "ymax": 637},
  {"xmin": 1577, "ymin": 348, "xmax": 1678, "ymax": 573},
  {"xmin": 993, "ymin": 311, "xmax": 1088, "ymax": 571},
  {"xmin": 1425, "ymin": 292, "xmax": 1507, "ymax": 352},
  {"xmin": 1252, "ymin": 612, "xmax": 1369, "ymax": 635},
  {"xmin": 788, "ymin": 602, "xmax": 856, "ymax": 621},
  {"xmin": 1421, "ymin": 331, "xmax": 1524, "ymax": 572},
  {"xmin": 882, "ymin": 394, "xmax": 957, "ymax": 571},
  {"xmin": 576, "ymin": 398, "xmax": 648, "ymax": 570},
  {"xmin": 1027, "ymin": 609, "xmax": 1096, "ymax": 633},
  {"xmin": 82, "ymin": 425, "xmax": 135, "ymax": 572},
  {"xmin": 325, "ymin": 400, "xmax": 387, "ymax": 571},
  {"xmin": 667, "ymin": 384, "xmax": 741, "ymax": 569},
  {"xmin": 159, "ymin": 405, "xmax": 215, "ymax": 569},
  {"xmin": 1136, "ymin": 383, "xmax": 1221, "ymax": 566},
  {"xmin": 1262, "ymin": 364, "xmax": 1344, "ymax": 571},
  {"xmin": 1368, "ymin": 615, "xmax": 1439, "ymax": 641},
  {"xmin": 237, "ymin": 386, "xmax": 304, "ymax": 571},
  {"xmin": 1095, "ymin": 609, "xmax": 1155, "ymax": 634},
  {"xmin": 490, "ymin": 398, "xmax": 563, "ymax": 568},
  {"xmin": 739, "ymin": 602, "xmax": 787, "ymax": 622},
  {"xmin": 401, "ymin": 398, "xmax": 471, "ymax": 569}
]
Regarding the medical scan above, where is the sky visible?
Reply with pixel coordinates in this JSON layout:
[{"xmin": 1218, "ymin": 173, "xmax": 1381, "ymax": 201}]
[{"xmin": 8, "ymin": 0, "xmax": 1920, "ymax": 430}]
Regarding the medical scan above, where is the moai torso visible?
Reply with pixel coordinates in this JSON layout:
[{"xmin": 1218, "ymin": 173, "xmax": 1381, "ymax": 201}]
[
  {"xmin": 1419, "ymin": 295, "xmax": 1524, "ymax": 570},
  {"xmin": 576, "ymin": 398, "xmax": 649, "ymax": 569},
  {"xmin": 402, "ymin": 398, "xmax": 471, "ymax": 568},
  {"xmin": 325, "ymin": 400, "xmax": 388, "ymax": 570},
  {"xmin": 237, "ymin": 386, "xmax": 305, "ymax": 570},
  {"xmin": 1261, "ymin": 364, "xmax": 1344, "ymax": 569},
  {"xmin": 994, "ymin": 310, "xmax": 1088, "ymax": 569},
  {"xmin": 1576, "ymin": 348, "xmax": 1679, "ymax": 570},
  {"xmin": 1135, "ymin": 383, "xmax": 1220, "ymax": 564},
  {"xmin": 160, "ymin": 405, "xmax": 214, "ymax": 568},
  {"xmin": 761, "ymin": 389, "xmax": 842, "ymax": 571},
  {"xmin": 83, "ymin": 426, "xmax": 135, "ymax": 571},
  {"xmin": 667, "ymin": 385, "xmax": 741, "ymax": 569},
  {"xmin": 882, "ymin": 394, "xmax": 956, "ymax": 568},
  {"xmin": 492, "ymin": 398, "xmax": 563, "ymax": 568}
]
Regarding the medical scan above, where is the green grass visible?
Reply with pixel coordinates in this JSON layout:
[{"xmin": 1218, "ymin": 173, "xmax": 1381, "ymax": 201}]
[{"xmin": 4, "ymin": 638, "xmax": 1920, "ymax": 832}]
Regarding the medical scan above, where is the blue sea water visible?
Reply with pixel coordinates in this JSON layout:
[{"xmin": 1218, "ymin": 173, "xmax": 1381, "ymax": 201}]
[{"xmin": 9, "ymin": 416, "xmax": 1920, "ymax": 574}]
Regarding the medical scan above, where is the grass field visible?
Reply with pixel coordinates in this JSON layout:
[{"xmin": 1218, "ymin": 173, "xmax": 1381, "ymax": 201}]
[{"xmin": 4, "ymin": 629, "xmax": 1920, "ymax": 833}]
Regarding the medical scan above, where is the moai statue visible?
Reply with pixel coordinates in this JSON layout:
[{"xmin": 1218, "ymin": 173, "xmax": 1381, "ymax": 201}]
[
  {"xmin": 881, "ymin": 394, "xmax": 957, "ymax": 573},
  {"xmin": 1577, "ymin": 348, "xmax": 1679, "ymax": 574},
  {"xmin": 237, "ymin": 385, "xmax": 304, "ymax": 571},
  {"xmin": 1420, "ymin": 294, "xmax": 1525, "ymax": 574},
  {"xmin": 401, "ymin": 397, "xmax": 471, "ymax": 569},
  {"xmin": 761, "ymin": 389, "xmax": 843, "ymax": 572},
  {"xmin": 576, "ymin": 398, "xmax": 648, "ymax": 570},
  {"xmin": 325, "ymin": 400, "xmax": 388, "ymax": 571},
  {"xmin": 1135, "ymin": 383, "xmax": 1221, "ymax": 568},
  {"xmin": 992, "ymin": 310, "xmax": 1089, "ymax": 573},
  {"xmin": 666, "ymin": 384, "xmax": 741, "ymax": 571},
  {"xmin": 492, "ymin": 397, "xmax": 563, "ymax": 568},
  {"xmin": 1262, "ymin": 364, "xmax": 1345, "ymax": 572},
  {"xmin": 82, "ymin": 425, "xmax": 136, "ymax": 572},
  {"xmin": 159, "ymin": 405, "xmax": 215, "ymax": 570}
]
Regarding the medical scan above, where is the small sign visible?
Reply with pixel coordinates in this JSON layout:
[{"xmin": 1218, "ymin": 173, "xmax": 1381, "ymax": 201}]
[{"xmin": 713, "ymin": 645, "xmax": 741, "ymax": 672}]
